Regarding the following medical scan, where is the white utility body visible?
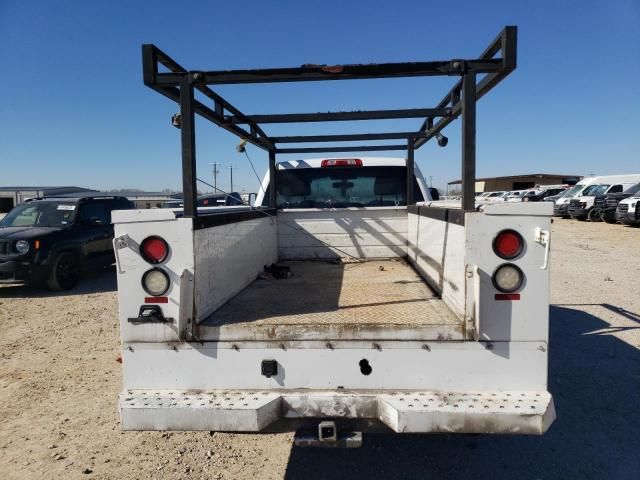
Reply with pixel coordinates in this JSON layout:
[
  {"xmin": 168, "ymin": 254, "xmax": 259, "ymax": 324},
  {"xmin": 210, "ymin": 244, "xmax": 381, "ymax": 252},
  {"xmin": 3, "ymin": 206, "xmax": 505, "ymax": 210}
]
[{"xmin": 114, "ymin": 157, "xmax": 555, "ymax": 436}]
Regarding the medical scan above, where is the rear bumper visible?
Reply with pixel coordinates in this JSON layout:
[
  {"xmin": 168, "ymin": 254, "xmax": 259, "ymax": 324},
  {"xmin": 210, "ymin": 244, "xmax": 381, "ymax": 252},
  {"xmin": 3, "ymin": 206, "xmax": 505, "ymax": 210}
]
[{"xmin": 119, "ymin": 389, "xmax": 555, "ymax": 435}]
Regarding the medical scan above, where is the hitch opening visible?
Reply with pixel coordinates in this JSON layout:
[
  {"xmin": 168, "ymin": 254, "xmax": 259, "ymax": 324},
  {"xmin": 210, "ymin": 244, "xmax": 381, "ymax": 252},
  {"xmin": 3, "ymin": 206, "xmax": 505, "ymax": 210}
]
[{"xmin": 293, "ymin": 421, "xmax": 363, "ymax": 448}]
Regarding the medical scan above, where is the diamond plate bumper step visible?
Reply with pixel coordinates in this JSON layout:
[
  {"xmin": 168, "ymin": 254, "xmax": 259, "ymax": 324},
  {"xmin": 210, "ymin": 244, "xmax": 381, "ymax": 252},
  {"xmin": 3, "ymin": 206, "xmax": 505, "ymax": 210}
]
[{"xmin": 119, "ymin": 390, "xmax": 555, "ymax": 434}]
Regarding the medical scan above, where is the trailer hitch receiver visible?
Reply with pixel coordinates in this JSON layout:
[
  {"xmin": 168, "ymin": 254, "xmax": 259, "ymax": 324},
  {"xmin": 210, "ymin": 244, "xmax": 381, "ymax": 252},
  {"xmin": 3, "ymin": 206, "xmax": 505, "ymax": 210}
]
[
  {"xmin": 127, "ymin": 305, "xmax": 173, "ymax": 324},
  {"xmin": 293, "ymin": 421, "xmax": 363, "ymax": 448}
]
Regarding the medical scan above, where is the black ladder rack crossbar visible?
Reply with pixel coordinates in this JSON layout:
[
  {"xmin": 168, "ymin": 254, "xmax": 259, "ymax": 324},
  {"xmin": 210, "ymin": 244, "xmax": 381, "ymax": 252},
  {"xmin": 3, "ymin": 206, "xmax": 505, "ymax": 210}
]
[{"xmin": 142, "ymin": 26, "xmax": 517, "ymax": 218}]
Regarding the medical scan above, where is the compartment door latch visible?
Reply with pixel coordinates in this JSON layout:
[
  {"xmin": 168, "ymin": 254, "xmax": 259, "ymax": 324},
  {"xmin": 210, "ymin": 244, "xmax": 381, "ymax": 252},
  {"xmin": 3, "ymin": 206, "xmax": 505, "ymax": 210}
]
[
  {"xmin": 535, "ymin": 227, "xmax": 550, "ymax": 270},
  {"xmin": 113, "ymin": 234, "xmax": 131, "ymax": 274}
]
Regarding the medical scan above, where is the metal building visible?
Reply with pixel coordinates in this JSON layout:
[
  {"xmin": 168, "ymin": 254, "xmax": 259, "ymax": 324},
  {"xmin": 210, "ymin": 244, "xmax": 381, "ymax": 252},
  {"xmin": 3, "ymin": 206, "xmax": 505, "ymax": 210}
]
[
  {"xmin": 105, "ymin": 191, "xmax": 179, "ymax": 209},
  {"xmin": 447, "ymin": 173, "xmax": 581, "ymax": 194}
]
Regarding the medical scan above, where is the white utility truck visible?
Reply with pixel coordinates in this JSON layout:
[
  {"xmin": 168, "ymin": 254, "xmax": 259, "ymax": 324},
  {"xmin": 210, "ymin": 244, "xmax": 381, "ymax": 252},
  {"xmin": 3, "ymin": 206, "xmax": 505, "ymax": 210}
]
[{"xmin": 114, "ymin": 26, "xmax": 556, "ymax": 442}]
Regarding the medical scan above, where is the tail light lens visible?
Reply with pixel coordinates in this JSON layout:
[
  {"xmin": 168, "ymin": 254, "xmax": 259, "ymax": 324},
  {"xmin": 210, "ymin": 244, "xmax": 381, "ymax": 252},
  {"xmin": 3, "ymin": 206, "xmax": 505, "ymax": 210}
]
[
  {"xmin": 492, "ymin": 264, "xmax": 524, "ymax": 293},
  {"xmin": 142, "ymin": 268, "xmax": 170, "ymax": 296},
  {"xmin": 492, "ymin": 229, "xmax": 524, "ymax": 259},
  {"xmin": 140, "ymin": 236, "xmax": 169, "ymax": 264},
  {"xmin": 321, "ymin": 159, "xmax": 363, "ymax": 167}
]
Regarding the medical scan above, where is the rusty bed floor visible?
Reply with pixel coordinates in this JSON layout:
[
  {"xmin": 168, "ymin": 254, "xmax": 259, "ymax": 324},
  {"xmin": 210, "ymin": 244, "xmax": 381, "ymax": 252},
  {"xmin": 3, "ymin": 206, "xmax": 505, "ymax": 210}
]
[{"xmin": 198, "ymin": 260, "xmax": 464, "ymax": 341}]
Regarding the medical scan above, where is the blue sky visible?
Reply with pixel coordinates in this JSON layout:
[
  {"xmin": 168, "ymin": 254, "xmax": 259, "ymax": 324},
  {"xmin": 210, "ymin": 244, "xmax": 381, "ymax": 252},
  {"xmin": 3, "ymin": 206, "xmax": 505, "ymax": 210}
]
[{"xmin": 1, "ymin": 0, "xmax": 639, "ymax": 193}]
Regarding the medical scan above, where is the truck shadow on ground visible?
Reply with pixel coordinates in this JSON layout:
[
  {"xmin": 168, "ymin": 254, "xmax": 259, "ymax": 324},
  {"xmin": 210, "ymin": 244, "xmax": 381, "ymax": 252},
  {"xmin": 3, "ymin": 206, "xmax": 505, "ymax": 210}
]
[
  {"xmin": 0, "ymin": 266, "xmax": 116, "ymax": 299},
  {"xmin": 283, "ymin": 305, "xmax": 640, "ymax": 480}
]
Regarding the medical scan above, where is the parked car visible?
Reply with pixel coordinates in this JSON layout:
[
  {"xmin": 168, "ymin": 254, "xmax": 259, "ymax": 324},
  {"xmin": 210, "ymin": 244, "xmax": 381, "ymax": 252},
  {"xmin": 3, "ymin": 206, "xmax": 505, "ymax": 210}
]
[
  {"xmin": 597, "ymin": 183, "xmax": 640, "ymax": 223},
  {"xmin": 504, "ymin": 190, "xmax": 527, "ymax": 202},
  {"xmin": 522, "ymin": 186, "xmax": 568, "ymax": 202},
  {"xmin": 478, "ymin": 191, "xmax": 507, "ymax": 202},
  {"xmin": 615, "ymin": 193, "xmax": 640, "ymax": 227},
  {"xmin": 0, "ymin": 195, "xmax": 134, "ymax": 290}
]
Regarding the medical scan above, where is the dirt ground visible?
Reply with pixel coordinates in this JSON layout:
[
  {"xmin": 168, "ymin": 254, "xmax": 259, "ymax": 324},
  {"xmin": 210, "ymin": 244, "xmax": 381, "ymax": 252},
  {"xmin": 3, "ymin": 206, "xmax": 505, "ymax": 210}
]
[{"xmin": 1, "ymin": 219, "xmax": 639, "ymax": 479}]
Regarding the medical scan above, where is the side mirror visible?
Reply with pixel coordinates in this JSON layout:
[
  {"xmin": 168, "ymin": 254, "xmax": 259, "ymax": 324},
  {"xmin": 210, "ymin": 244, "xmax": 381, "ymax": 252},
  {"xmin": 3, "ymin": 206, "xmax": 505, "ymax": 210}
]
[{"xmin": 428, "ymin": 187, "xmax": 440, "ymax": 201}]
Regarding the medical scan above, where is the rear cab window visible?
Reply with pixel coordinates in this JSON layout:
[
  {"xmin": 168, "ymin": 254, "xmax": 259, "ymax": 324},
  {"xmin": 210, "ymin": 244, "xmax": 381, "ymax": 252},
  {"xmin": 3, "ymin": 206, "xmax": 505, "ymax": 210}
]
[{"xmin": 275, "ymin": 166, "xmax": 422, "ymax": 208}]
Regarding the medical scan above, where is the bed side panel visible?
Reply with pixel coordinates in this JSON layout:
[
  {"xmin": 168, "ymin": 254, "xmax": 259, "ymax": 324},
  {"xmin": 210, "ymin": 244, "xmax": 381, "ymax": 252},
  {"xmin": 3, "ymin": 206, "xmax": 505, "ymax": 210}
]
[
  {"xmin": 194, "ymin": 216, "xmax": 278, "ymax": 322},
  {"xmin": 407, "ymin": 212, "xmax": 466, "ymax": 318}
]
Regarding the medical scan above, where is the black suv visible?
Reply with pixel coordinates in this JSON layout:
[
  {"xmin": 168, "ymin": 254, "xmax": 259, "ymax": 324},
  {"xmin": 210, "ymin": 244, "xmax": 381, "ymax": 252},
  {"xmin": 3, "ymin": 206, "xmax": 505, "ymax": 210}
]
[{"xmin": 0, "ymin": 195, "xmax": 134, "ymax": 290}]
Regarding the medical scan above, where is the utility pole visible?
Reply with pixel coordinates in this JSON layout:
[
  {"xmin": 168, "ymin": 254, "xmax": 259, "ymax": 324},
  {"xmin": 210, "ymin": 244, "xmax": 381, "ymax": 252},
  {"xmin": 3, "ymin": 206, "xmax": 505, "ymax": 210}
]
[
  {"xmin": 228, "ymin": 165, "xmax": 234, "ymax": 192},
  {"xmin": 209, "ymin": 162, "xmax": 220, "ymax": 191},
  {"xmin": 429, "ymin": 176, "xmax": 433, "ymax": 187}
]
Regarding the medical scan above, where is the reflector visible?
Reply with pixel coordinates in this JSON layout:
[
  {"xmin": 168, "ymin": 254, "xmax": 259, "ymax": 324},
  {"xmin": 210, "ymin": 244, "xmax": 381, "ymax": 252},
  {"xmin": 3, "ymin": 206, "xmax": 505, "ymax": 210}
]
[
  {"xmin": 495, "ymin": 293, "xmax": 521, "ymax": 300},
  {"xmin": 145, "ymin": 296, "xmax": 169, "ymax": 304}
]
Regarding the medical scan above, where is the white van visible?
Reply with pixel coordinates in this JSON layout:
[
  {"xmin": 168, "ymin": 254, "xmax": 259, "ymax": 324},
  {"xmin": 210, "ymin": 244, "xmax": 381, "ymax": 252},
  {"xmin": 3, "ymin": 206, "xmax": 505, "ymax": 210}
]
[
  {"xmin": 566, "ymin": 174, "xmax": 640, "ymax": 221},
  {"xmin": 553, "ymin": 177, "xmax": 597, "ymax": 217}
]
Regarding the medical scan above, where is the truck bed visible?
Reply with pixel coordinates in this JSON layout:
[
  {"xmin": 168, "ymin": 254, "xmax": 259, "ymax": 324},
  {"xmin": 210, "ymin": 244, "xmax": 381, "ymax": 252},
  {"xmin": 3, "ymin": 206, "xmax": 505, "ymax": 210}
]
[{"xmin": 198, "ymin": 260, "xmax": 464, "ymax": 342}]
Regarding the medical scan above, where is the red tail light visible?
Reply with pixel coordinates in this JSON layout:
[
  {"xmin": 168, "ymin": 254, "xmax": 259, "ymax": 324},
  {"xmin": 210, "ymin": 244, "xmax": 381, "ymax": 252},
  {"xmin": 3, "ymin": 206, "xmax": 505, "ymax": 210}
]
[
  {"xmin": 492, "ymin": 229, "xmax": 524, "ymax": 260},
  {"xmin": 321, "ymin": 159, "xmax": 363, "ymax": 167},
  {"xmin": 140, "ymin": 236, "xmax": 169, "ymax": 264}
]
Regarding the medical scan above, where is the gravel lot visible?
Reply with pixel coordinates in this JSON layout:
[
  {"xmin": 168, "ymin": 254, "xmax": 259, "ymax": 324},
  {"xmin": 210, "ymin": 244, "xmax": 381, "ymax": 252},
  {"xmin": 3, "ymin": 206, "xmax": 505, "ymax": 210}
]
[{"xmin": 1, "ymin": 219, "xmax": 638, "ymax": 479}]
